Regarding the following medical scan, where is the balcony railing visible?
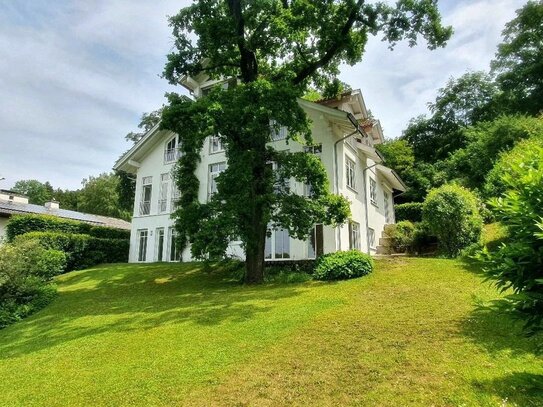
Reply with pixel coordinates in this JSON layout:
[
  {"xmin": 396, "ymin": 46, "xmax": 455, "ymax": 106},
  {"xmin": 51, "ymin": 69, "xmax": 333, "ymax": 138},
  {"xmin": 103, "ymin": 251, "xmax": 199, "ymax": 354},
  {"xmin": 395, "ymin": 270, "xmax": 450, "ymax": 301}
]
[
  {"xmin": 140, "ymin": 201, "xmax": 151, "ymax": 215},
  {"xmin": 164, "ymin": 148, "xmax": 181, "ymax": 164}
]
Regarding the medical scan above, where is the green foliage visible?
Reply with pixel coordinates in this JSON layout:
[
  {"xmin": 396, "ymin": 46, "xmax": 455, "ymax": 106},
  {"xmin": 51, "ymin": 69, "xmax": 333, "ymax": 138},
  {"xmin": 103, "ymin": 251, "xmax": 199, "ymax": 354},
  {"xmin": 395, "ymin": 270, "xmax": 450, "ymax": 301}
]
[
  {"xmin": 0, "ymin": 239, "xmax": 66, "ymax": 328},
  {"xmin": 162, "ymin": 0, "xmax": 451, "ymax": 283},
  {"xmin": 395, "ymin": 202, "xmax": 423, "ymax": 222},
  {"xmin": 484, "ymin": 135, "xmax": 543, "ymax": 198},
  {"xmin": 384, "ymin": 221, "xmax": 416, "ymax": 253},
  {"xmin": 402, "ymin": 72, "xmax": 500, "ymax": 163},
  {"xmin": 125, "ymin": 108, "xmax": 163, "ymax": 143},
  {"xmin": 11, "ymin": 179, "xmax": 54, "ymax": 205},
  {"xmin": 78, "ymin": 172, "xmax": 131, "ymax": 220},
  {"xmin": 6, "ymin": 214, "xmax": 129, "ymax": 241},
  {"xmin": 491, "ymin": 1, "xmax": 543, "ymax": 116},
  {"xmin": 15, "ymin": 232, "xmax": 129, "ymax": 271},
  {"xmin": 114, "ymin": 170, "xmax": 136, "ymax": 214},
  {"xmin": 478, "ymin": 143, "xmax": 543, "ymax": 334},
  {"xmin": 447, "ymin": 115, "xmax": 543, "ymax": 192},
  {"xmin": 313, "ymin": 250, "xmax": 373, "ymax": 281},
  {"xmin": 423, "ymin": 184, "xmax": 483, "ymax": 257}
]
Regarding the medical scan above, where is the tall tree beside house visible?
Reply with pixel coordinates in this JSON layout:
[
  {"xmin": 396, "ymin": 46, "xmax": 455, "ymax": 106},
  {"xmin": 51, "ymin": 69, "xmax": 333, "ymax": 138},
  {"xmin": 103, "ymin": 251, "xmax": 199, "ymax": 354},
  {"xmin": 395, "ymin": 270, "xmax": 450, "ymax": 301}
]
[
  {"xmin": 12, "ymin": 180, "xmax": 54, "ymax": 205},
  {"xmin": 77, "ymin": 173, "xmax": 131, "ymax": 221},
  {"xmin": 162, "ymin": 0, "xmax": 452, "ymax": 283},
  {"xmin": 491, "ymin": 0, "xmax": 543, "ymax": 116}
]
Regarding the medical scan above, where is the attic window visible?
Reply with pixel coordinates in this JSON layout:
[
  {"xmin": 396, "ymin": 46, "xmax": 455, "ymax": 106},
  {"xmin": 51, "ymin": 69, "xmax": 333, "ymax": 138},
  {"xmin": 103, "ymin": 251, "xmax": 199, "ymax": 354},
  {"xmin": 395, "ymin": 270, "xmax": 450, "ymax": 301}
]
[{"xmin": 164, "ymin": 136, "xmax": 182, "ymax": 164}]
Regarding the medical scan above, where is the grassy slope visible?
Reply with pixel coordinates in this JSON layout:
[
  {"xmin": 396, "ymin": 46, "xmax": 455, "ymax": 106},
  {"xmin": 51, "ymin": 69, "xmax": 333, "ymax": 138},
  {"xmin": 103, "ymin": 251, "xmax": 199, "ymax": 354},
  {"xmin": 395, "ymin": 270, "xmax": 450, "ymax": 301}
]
[{"xmin": 0, "ymin": 258, "xmax": 541, "ymax": 406}]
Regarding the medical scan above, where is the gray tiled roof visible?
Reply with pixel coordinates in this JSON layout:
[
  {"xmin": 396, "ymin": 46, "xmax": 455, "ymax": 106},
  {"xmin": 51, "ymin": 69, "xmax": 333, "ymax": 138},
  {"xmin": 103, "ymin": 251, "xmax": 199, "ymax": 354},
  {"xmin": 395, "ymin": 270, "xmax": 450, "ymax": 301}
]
[{"xmin": 0, "ymin": 201, "xmax": 131, "ymax": 230}]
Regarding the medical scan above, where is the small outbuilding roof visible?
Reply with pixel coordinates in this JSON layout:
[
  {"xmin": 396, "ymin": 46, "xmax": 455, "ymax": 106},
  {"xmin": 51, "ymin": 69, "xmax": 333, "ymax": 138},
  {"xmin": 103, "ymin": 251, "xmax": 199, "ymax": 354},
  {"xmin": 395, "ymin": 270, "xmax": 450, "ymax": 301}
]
[{"xmin": 0, "ymin": 200, "xmax": 131, "ymax": 230}]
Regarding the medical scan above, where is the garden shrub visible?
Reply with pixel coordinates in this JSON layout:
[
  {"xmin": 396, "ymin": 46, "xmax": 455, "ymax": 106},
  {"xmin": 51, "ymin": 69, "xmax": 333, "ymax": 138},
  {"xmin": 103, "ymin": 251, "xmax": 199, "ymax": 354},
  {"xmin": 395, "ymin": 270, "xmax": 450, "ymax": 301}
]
[
  {"xmin": 384, "ymin": 221, "xmax": 416, "ymax": 252},
  {"xmin": 423, "ymin": 184, "xmax": 483, "ymax": 257},
  {"xmin": 314, "ymin": 250, "xmax": 373, "ymax": 281},
  {"xmin": 394, "ymin": 202, "xmax": 423, "ymax": 222},
  {"xmin": 0, "ymin": 240, "xmax": 66, "ymax": 328},
  {"xmin": 478, "ymin": 144, "xmax": 543, "ymax": 334},
  {"xmin": 15, "ymin": 232, "xmax": 129, "ymax": 271}
]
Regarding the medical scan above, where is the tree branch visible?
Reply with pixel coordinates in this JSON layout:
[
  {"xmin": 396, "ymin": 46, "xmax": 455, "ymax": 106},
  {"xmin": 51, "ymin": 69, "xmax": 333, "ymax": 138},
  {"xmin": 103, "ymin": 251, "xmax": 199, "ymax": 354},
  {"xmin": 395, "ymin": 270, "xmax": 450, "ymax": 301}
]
[
  {"xmin": 227, "ymin": 0, "xmax": 258, "ymax": 82},
  {"xmin": 292, "ymin": 0, "xmax": 363, "ymax": 85}
]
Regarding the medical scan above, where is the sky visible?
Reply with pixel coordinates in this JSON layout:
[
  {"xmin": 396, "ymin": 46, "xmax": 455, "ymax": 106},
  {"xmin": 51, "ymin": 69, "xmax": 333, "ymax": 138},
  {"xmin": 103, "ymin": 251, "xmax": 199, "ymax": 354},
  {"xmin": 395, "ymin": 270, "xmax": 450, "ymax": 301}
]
[{"xmin": 0, "ymin": 0, "xmax": 527, "ymax": 190}]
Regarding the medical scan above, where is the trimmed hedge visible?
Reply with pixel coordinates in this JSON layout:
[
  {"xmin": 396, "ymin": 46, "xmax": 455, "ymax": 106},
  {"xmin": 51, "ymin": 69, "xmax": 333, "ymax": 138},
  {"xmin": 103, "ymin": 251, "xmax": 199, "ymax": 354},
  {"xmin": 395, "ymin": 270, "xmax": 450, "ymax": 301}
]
[
  {"xmin": 6, "ymin": 214, "xmax": 129, "ymax": 241},
  {"xmin": 314, "ymin": 250, "xmax": 374, "ymax": 281},
  {"xmin": 394, "ymin": 202, "xmax": 423, "ymax": 222},
  {"xmin": 15, "ymin": 232, "xmax": 129, "ymax": 271}
]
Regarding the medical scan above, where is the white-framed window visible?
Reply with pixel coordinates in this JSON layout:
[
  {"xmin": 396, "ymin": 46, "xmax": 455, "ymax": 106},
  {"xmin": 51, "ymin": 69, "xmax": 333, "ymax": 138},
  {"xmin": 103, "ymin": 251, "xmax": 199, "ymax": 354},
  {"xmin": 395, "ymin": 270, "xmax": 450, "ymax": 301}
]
[
  {"xmin": 164, "ymin": 135, "xmax": 181, "ymax": 164},
  {"xmin": 158, "ymin": 173, "xmax": 169, "ymax": 213},
  {"xmin": 349, "ymin": 221, "xmax": 361, "ymax": 250},
  {"xmin": 168, "ymin": 227, "xmax": 180, "ymax": 262},
  {"xmin": 155, "ymin": 228, "xmax": 165, "ymax": 262},
  {"xmin": 139, "ymin": 176, "xmax": 152, "ymax": 215},
  {"xmin": 269, "ymin": 161, "xmax": 290, "ymax": 194},
  {"xmin": 346, "ymin": 157, "xmax": 356, "ymax": 190},
  {"xmin": 270, "ymin": 120, "xmax": 288, "ymax": 141},
  {"xmin": 369, "ymin": 228, "xmax": 376, "ymax": 249},
  {"xmin": 265, "ymin": 228, "xmax": 291, "ymax": 259},
  {"xmin": 208, "ymin": 162, "xmax": 226, "ymax": 200},
  {"xmin": 370, "ymin": 177, "xmax": 378, "ymax": 206},
  {"xmin": 209, "ymin": 135, "xmax": 224, "ymax": 154},
  {"xmin": 137, "ymin": 229, "xmax": 148, "ymax": 262}
]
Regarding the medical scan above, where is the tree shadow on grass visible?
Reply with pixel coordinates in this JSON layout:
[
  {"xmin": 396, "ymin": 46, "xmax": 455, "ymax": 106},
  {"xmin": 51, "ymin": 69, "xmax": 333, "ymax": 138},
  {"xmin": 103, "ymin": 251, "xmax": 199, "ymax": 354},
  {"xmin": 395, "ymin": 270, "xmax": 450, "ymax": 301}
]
[
  {"xmin": 0, "ymin": 263, "xmax": 305, "ymax": 360},
  {"xmin": 473, "ymin": 372, "xmax": 543, "ymax": 407}
]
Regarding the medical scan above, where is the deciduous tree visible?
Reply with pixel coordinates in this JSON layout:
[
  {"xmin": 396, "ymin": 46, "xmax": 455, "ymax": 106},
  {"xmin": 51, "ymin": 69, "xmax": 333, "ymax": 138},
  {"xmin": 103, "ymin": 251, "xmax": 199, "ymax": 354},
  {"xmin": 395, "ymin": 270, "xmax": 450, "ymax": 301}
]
[{"xmin": 163, "ymin": 0, "xmax": 452, "ymax": 283}]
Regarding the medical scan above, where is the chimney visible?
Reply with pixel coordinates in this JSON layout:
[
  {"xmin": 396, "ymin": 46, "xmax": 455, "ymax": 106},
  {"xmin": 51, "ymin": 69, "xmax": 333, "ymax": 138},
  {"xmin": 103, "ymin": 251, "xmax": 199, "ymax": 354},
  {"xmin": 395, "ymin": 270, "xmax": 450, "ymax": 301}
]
[{"xmin": 44, "ymin": 200, "xmax": 60, "ymax": 210}]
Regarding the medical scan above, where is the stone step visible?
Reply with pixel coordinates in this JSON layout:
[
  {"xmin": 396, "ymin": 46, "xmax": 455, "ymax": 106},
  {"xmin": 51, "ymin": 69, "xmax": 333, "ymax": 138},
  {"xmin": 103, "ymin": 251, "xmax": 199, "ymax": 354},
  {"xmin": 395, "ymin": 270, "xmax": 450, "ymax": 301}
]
[{"xmin": 376, "ymin": 245, "xmax": 393, "ymax": 255}]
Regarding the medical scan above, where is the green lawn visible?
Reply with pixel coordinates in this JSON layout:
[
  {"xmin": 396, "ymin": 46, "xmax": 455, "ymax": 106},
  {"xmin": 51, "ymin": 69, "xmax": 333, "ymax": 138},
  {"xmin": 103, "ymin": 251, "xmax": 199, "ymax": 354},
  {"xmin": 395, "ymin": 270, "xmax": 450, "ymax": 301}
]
[{"xmin": 0, "ymin": 258, "xmax": 541, "ymax": 406}]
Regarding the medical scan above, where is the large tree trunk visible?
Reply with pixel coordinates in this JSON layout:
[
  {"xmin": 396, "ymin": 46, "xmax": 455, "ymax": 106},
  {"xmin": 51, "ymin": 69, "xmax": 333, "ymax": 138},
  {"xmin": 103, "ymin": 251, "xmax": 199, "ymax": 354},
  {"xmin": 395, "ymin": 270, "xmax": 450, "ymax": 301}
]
[{"xmin": 245, "ymin": 222, "xmax": 266, "ymax": 284}]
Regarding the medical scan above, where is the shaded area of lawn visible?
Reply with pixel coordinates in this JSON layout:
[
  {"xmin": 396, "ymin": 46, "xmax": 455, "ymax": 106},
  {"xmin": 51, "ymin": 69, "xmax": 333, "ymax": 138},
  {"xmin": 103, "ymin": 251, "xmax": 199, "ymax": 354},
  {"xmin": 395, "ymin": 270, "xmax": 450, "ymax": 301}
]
[{"xmin": 0, "ymin": 258, "xmax": 541, "ymax": 406}]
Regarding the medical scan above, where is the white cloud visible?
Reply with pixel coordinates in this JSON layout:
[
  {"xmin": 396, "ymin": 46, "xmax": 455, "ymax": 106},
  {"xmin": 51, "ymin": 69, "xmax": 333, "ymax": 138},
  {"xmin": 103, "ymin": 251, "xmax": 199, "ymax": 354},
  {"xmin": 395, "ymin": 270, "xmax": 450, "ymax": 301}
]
[{"xmin": 0, "ymin": 0, "xmax": 528, "ymax": 191}]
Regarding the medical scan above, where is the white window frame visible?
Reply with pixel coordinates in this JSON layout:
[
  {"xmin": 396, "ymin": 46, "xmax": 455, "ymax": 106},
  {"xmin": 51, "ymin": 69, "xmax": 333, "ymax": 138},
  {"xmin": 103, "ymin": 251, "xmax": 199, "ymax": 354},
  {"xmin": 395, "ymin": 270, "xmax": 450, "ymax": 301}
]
[
  {"xmin": 164, "ymin": 135, "xmax": 181, "ymax": 164},
  {"xmin": 167, "ymin": 227, "xmax": 180, "ymax": 262},
  {"xmin": 137, "ymin": 229, "xmax": 148, "ymax": 262},
  {"xmin": 265, "ymin": 228, "xmax": 291, "ymax": 260},
  {"xmin": 383, "ymin": 188, "xmax": 392, "ymax": 224},
  {"xmin": 369, "ymin": 177, "xmax": 378, "ymax": 206},
  {"xmin": 158, "ymin": 173, "xmax": 169, "ymax": 213},
  {"xmin": 346, "ymin": 157, "xmax": 356, "ymax": 191},
  {"xmin": 139, "ymin": 176, "xmax": 152, "ymax": 216},
  {"xmin": 208, "ymin": 162, "xmax": 226, "ymax": 200},
  {"xmin": 155, "ymin": 228, "xmax": 165, "ymax": 262},
  {"xmin": 209, "ymin": 135, "xmax": 224, "ymax": 154},
  {"xmin": 307, "ymin": 227, "xmax": 317, "ymax": 259},
  {"xmin": 349, "ymin": 221, "xmax": 361, "ymax": 250}
]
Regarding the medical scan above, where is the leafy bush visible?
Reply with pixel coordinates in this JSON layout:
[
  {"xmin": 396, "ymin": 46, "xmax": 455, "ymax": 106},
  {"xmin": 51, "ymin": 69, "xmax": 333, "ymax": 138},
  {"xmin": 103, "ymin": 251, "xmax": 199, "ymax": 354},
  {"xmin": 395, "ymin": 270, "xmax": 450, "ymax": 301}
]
[
  {"xmin": 411, "ymin": 222, "xmax": 438, "ymax": 254},
  {"xmin": 478, "ymin": 144, "xmax": 543, "ymax": 334},
  {"xmin": 423, "ymin": 184, "xmax": 483, "ymax": 257},
  {"xmin": 15, "ymin": 232, "xmax": 129, "ymax": 271},
  {"xmin": 384, "ymin": 221, "xmax": 416, "ymax": 252},
  {"xmin": 0, "ymin": 240, "xmax": 66, "ymax": 328},
  {"xmin": 394, "ymin": 202, "xmax": 423, "ymax": 222},
  {"xmin": 6, "ymin": 214, "xmax": 129, "ymax": 241},
  {"xmin": 314, "ymin": 250, "xmax": 373, "ymax": 281}
]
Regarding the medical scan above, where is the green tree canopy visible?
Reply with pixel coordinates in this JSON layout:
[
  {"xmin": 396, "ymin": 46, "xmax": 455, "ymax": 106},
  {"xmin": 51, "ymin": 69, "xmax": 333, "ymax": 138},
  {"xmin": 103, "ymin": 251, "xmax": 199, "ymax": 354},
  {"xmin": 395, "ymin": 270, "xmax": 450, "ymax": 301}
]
[
  {"xmin": 11, "ymin": 180, "xmax": 54, "ymax": 205},
  {"xmin": 77, "ymin": 173, "xmax": 130, "ymax": 221},
  {"xmin": 162, "ymin": 0, "xmax": 452, "ymax": 283},
  {"xmin": 402, "ymin": 71, "xmax": 500, "ymax": 163},
  {"xmin": 491, "ymin": 0, "xmax": 543, "ymax": 116}
]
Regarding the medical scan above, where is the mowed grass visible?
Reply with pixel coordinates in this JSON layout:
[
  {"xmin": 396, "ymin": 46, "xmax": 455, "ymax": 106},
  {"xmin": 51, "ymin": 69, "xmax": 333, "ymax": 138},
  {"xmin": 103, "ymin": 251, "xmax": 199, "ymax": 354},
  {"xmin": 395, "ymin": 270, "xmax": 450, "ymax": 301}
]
[{"xmin": 0, "ymin": 258, "xmax": 541, "ymax": 406}]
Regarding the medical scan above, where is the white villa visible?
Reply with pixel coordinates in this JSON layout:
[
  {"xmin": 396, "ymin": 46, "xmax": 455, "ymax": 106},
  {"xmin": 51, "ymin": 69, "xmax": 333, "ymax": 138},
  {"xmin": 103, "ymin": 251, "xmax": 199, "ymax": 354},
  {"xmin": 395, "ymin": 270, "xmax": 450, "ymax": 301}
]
[{"xmin": 114, "ymin": 77, "xmax": 406, "ymax": 263}]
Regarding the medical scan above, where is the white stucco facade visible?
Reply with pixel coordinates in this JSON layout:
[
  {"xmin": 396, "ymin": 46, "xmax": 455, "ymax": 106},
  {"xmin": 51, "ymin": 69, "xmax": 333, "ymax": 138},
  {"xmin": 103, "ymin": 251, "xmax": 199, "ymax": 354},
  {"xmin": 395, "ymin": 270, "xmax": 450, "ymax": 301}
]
[{"xmin": 115, "ymin": 87, "xmax": 405, "ymax": 263}]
